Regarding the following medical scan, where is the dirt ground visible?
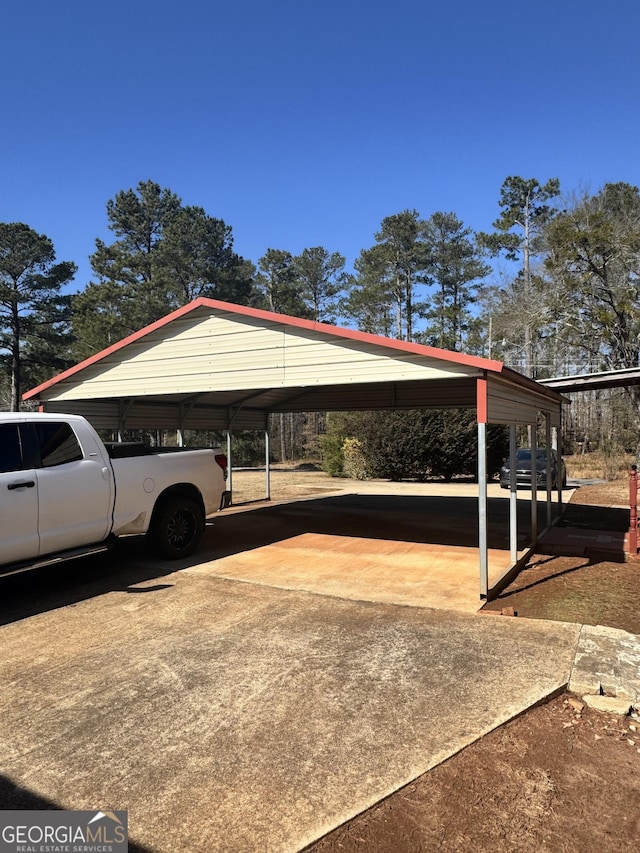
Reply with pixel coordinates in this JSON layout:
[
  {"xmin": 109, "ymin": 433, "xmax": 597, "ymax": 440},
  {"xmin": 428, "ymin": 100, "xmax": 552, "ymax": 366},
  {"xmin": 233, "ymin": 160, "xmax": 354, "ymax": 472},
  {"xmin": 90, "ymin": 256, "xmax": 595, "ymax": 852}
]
[
  {"xmin": 291, "ymin": 476, "xmax": 640, "ymax": 853},
  {"xmin": 304, "ymin": 696, "xmax": 640, "ymax": 853}
]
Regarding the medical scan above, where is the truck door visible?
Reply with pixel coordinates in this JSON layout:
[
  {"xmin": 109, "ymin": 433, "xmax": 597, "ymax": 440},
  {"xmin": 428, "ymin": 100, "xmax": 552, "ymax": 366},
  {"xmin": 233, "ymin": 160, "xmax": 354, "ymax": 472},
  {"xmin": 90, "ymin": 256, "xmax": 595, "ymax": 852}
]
[
  {"xmin": 0, "ymin": 423, "xmax": 39, "ymax": 563},
  {"xmin": 34, "ymin": 421, "xmax": 114, "ymax": 556}
]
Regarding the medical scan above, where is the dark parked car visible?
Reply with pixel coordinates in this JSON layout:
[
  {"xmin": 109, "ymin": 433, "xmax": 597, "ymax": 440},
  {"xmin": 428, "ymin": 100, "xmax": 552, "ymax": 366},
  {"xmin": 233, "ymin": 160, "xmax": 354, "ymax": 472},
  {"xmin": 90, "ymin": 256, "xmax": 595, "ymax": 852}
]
[{"xmin": 499, "ymin": 448, "xmax": 567, "ymax": 490}]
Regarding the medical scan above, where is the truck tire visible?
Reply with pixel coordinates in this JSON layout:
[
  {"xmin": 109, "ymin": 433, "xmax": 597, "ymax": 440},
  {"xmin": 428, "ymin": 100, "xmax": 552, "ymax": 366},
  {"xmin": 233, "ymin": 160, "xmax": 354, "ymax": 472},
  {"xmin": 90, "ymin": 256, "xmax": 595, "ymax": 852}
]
[{"xmin": 148, "ymin": 496, "xmax": 204, "ymax": 559}]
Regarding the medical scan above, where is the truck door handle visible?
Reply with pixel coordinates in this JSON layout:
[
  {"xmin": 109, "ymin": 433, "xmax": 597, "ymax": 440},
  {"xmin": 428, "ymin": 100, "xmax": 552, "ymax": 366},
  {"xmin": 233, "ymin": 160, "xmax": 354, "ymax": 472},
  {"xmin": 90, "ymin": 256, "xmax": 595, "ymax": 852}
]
[{"xmin": 7, "ymin": 480, "xmax": 35, "ymax": 490}]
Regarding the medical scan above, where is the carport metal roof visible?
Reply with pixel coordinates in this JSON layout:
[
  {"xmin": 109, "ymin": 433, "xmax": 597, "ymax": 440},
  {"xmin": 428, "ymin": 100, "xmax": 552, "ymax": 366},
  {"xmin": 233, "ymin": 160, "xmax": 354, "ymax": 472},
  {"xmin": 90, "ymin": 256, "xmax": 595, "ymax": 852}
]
[
  {"xmin": 540, "ymin": 366, "xmax": 640, "ymax": 394},
  {"xmin": 25, "ymin": 297, "xmax": 564, "ymax": 431}
]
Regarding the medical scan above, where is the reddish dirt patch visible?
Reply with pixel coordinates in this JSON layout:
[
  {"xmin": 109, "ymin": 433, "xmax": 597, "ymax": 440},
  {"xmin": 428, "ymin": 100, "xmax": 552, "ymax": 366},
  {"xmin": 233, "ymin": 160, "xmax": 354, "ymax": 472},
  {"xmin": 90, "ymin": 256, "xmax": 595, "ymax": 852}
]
[
  {"xmin": 305, "ymin": 483, "xmax": 640, "ymax": 853},
  {"xmin": 483, "ymin": 552, "xmax": 640, "ymax": 634}
]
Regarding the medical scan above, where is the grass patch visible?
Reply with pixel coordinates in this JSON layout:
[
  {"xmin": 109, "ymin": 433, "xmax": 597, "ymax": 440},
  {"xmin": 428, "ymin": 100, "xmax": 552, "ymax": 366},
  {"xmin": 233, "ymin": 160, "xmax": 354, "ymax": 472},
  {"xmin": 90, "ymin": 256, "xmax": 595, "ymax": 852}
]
[
  {"xmin": 565, "ymin": 450, "xmax": 635, "ymax": 481},
  {"xmin": 229, "ymin": 468, "xmax": 343, "ymax": 504}
]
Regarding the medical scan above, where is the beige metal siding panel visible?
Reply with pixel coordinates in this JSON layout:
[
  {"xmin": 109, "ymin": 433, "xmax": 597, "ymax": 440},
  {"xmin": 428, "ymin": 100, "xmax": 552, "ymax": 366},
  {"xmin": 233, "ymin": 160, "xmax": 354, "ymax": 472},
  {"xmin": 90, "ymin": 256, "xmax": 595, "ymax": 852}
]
[
  {"xmin": 280, "ymin": 332, "xmax": 479, "ymax": 380},
  {"xmin": 268, "ymin": 379, "xmax": 478, "ymax": 412},
  {"xmin": 45, "ymin": 350, "xmax": 475, "ymax": 400},
  {"xmin": 487, "ymin": 397, "xmax": 539, "ymax": 425},
  {"xmin": 39, "ymin": 312, "xmax": 481, "ymax": 403},
  {"xmin": 397, "ymin": 382, "xmax": 477, "ymax": 408},
  {"xmin": 487, "ymin": 378, "xmax": 561, "ymax": 425},
  {"xmin": 186, "ymin": 409, "xmax": 267, "ymax": 430},
  {"xmin": 44, "ymin": 366, "xmax": 282, "ymax": 399},
  {"xmin": 123, "ymin": 407, "xmax": 266, "ymax": 431},
  {"xmin": 282, "ymin": 363, "xmax": 466, "ymax": 385},
  {"xmin": 42, "ymin": 398, "xmax": 265, "ymax": 431},
  {"xmin": 548, "ymin": 409, "xmax": 562, "ymax": 428},
  {"xmin": 41, "ymin": 400, "xmax": 122, "ymax": 430},
  {"xmin": 113, "ymin": 327, "xmax": 283, "ymax": 363},
  {"xmin": 487, "ymin": 392, "xmax": 538, "ymax": 424}
]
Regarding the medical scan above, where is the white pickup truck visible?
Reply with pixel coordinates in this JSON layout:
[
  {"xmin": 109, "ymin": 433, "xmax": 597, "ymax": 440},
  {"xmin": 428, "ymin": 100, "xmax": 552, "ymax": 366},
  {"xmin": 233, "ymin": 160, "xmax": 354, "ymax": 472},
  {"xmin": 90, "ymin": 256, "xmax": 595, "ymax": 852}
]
[{"xmin": 0, "ymin": 412, "xmax": 231, "ymax": 576}]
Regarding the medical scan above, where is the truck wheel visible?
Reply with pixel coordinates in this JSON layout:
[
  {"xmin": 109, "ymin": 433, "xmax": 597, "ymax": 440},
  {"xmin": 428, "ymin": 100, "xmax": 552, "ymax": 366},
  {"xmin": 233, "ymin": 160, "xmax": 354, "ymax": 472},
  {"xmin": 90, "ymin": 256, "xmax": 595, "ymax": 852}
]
[{"xmin": 148, "ymin": 496, "xmax": 204, "ymax": 559}]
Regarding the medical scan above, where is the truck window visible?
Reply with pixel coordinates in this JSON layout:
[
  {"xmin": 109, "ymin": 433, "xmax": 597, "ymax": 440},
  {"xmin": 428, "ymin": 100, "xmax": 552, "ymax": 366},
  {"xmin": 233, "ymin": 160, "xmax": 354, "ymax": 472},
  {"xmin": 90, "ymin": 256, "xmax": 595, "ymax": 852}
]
[
  {"xmin": 0, "ymin": 424, "xmax": 23, "ymax": 473},
  {"xmin": 34, "ymin": 422, "xmax": 84, "ymax": 467}
]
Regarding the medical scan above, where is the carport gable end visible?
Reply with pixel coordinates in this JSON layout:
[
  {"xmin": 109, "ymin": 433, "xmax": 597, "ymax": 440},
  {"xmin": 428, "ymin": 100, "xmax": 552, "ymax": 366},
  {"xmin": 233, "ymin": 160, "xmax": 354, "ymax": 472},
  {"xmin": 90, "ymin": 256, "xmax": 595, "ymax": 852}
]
[
  {"xmin": 25, "ymin": 301, "xmax": 491, "ymax": 401},
  {"xmin": 23, "ymin": 298, "xmax": 561, "ymax": 429}
]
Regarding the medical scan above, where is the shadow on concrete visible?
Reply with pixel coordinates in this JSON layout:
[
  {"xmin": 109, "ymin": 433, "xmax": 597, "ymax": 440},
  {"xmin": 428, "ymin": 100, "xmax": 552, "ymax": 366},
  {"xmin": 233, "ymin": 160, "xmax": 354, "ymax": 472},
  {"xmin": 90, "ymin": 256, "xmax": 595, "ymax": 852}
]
[
  {"xmin": 0, "ymin": 548, "xmax": 181, "ymax": 627},
  {"xmin": 560, "ymin": 500, "xmax": 629, "ymax": 532},
  {"xmin": 536, "ymin": 500, "xmax": 629, "ymax": 563},
  {"xmin": 0, "ymin": 493, "xmax": 572, "ymax": 626},
  {"xmin": 0, "ymin": 775, "xmax": 153, "ymax": 852},
  {"xmin": 206, "ymin": 492, "xmax": 556, "ymax": 552}
]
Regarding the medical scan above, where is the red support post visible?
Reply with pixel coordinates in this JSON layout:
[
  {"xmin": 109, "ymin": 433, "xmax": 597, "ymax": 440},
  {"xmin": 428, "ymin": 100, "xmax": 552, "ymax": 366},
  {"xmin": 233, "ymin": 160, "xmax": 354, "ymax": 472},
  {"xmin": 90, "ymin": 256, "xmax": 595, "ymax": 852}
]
[{"xmin": 629, "ymin": 465, "xmax": 638, "ymax": 555}]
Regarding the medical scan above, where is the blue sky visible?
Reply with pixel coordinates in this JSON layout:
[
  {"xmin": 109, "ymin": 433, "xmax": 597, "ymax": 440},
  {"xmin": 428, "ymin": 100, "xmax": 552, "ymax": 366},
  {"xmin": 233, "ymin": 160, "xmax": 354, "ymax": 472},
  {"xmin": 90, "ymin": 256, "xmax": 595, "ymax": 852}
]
[{"xmin": 2, "ymin": 0, "xmax": 639, "ymax": 293}]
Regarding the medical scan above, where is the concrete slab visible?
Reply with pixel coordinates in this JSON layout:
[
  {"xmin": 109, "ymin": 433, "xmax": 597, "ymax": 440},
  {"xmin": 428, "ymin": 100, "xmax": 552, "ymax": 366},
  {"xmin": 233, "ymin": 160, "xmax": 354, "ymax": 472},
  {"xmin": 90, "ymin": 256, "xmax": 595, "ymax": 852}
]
[
  {"xmin": 0, "ymin": 573, "xmax": 580, "ymax": 853},
  {"xmin": 183, "ymin": 488, "xmax": 560, "ymax": 613},
  {"xmin": 188, "ymin": 532, "xmax": 516, "ymax": 613}
]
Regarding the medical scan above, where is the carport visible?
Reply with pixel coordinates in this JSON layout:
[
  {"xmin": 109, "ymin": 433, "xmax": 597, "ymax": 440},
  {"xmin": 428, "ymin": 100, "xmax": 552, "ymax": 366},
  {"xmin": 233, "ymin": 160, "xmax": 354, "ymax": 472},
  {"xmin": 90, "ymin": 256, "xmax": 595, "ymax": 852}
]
[{"xmin": 24, "ymin": 298, "xmax": 565, "ymax": 599}]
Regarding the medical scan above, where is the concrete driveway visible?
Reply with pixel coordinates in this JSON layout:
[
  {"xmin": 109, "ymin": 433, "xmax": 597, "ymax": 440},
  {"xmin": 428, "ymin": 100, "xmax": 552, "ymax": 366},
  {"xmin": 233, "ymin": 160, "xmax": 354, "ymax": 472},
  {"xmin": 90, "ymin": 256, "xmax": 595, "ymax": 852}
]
[{"xmin": 1, "ymin": 542, "xmax": 580, "ymax": 853}]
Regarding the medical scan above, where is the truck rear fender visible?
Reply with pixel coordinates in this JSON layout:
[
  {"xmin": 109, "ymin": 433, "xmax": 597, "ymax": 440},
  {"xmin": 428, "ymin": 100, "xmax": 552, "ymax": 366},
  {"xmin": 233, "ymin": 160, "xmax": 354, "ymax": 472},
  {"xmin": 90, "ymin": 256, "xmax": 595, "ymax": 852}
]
[{"xmin": 150, "ymin": 483, "xmax": 206, "ymax": 525}]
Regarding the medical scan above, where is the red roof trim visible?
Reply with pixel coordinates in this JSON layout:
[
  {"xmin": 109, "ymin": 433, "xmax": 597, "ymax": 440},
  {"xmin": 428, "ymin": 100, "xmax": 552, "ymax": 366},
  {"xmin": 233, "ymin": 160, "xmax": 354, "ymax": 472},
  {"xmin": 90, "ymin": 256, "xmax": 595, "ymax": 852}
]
[{"xmin": 24, "ymin": 297, "xmax": 505, "ymax": 400}]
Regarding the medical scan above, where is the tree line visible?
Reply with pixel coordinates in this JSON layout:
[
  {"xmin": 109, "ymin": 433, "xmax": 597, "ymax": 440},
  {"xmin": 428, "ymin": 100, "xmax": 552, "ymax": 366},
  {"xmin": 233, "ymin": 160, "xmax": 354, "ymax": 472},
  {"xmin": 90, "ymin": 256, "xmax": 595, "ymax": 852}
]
[{"xmin": 2, "ymin": 176, "xmax": 640, "ymax": 459}]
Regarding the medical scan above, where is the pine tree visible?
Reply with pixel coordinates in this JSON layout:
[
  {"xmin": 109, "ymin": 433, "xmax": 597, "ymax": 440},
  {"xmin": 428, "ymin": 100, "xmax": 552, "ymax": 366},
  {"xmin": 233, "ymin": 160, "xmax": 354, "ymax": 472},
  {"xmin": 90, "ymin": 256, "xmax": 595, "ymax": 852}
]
[
  {"xmin": 0, "ymin": 223, "xmax": 76, "ymax": 410},
  {"xmin": 72, "ymin": 180, "xmax": 255, "ymax": 358}
]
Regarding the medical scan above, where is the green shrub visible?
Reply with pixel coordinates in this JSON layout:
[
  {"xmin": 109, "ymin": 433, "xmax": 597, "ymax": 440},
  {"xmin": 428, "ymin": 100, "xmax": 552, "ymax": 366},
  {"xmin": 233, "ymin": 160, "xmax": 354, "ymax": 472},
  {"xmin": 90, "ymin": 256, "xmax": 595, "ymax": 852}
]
[
  {"xmin": 321, "ymin": 409, "xmax": 508, "ymax": 481},
  {"xmin": 321, "ymin": 412, "xmax": 365, "ymax": 476},
  {"xmin": 321, "ymin": 432, "xmax": 345, "ymax": 476},
  {"xmin": 342, "ymin": 437, "xmax": 370, "ymax": 480}
]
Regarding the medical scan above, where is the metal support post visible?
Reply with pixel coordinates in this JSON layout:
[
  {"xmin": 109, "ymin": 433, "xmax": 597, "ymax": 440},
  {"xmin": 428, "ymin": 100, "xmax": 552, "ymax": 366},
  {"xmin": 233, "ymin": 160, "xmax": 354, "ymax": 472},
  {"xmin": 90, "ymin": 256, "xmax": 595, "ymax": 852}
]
[
  {"xmin": 226, "ymin": 430, "xmax": 233, "ymax": 504},
  {"xmin": 478, "ymin": 421, "xmax": 489, "ymax": 598},
  {"xmin": 545, "ymin": 415, "xmax": 552, "ymax": 529},
  {"xmin": 265, "ymin": 429, "xmax": 271, "ymax": 500},
  {"xmin": 509, "ymin": 424, "xmax": 518, "ymax": 563},
  {"xmin": 629, "ymin": 465, "xmax": 638, "ymax": 555},
  {"xmin": 553, "ymin": 424, "xmax": 563, "ymax": 514},
  {"xmin": 530, "ymin": 425, "xmax": 538, "ymax": 546}
]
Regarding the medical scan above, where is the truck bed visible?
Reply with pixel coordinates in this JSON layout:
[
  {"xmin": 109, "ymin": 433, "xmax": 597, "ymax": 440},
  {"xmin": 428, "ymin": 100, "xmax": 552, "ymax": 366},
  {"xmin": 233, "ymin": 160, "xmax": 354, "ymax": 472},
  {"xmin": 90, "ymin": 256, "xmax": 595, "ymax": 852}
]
[{"xmin": 103, "ymin": 442, "xmax": 218, "ymax": 459}]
